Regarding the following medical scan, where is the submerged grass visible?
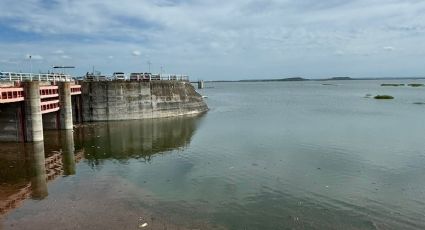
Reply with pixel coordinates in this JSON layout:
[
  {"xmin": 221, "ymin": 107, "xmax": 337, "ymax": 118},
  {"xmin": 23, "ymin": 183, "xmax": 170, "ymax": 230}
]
[
  {"xmin": 408, "ymin": 84, "xmax": 424, "ymax": 87},
  {"xmin": 374, "ymin": 95, "xmax": 394, "ymax": 100},
  {"xmin": 381, "ymin": 83, "xmax": 404, "ymax": 87}
]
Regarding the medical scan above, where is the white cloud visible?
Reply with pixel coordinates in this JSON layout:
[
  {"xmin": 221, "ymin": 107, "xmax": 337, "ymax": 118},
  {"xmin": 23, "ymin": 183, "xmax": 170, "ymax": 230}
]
[
  {"xmin": 61, "ymin": 55, "xmax": 72, "ymax": 59},
  {"xmin": 1, "ymin": 0, "xmax": 425, "ymax": 79},
  {"xmin": 383, "ymin": 46, "xmax": 395, "ymax": 51},
  {"xmin": 132, "ymin": 50, "xmax": 141, "ymax": 56},
  {"xmin": 53, "ymin": 49, "xmax": 65, "ymax": 54}
]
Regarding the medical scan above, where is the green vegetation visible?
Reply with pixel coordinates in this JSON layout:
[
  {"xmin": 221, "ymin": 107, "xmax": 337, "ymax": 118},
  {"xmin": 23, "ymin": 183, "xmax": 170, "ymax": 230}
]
[
  {"xmin": 381, "ymin": 83, "xmax": 404, "ymax": 87},
  {"xmin": 374, "ymin": 95, "xmax": 394, "ymax": 100},
  {"xmin": 408, "ymin": 84, "xmax": 424, "ymax": 87}
]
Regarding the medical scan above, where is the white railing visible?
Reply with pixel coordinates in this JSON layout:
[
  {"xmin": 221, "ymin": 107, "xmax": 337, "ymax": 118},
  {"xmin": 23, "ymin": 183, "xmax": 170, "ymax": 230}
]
[
  {"xmin": 0, "ymin": 72, "xmax": 73, "ymax": 82},
  {"xmin": 152, "ymin": 74, "xmax": 189, "ymax": 81},
  {"xmin": 88, "ymin": 73, "xmax": 190, "ymax": 82}
]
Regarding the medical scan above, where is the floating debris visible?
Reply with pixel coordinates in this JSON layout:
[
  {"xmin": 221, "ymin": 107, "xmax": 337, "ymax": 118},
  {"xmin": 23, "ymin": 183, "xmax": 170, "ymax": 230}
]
[
  {"xmin": 413, "ymin": 102, "xmax": 425, "ymax": 105},
  {"xmin": 139, "ymin": 223, "xmax": 148, "ymax": 228}
]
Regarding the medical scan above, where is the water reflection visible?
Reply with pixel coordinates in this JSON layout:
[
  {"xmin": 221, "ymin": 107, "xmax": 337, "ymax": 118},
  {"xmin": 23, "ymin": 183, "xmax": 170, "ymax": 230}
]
[
  {"xmin": 60, "ymin": 130, "xmax": 76, "ymax": 176},
  {"xmin": 29, "ymin": 142, "xmax": 48, "ymax": 199},
  {"xmin": 75, "ymin": 115, "xmax": 204, "ymax": 164},
  {"xmin": 0, "ymin": 131, "xmax": 82, "ymax": 216},
  {"xmin": 0, "ymin": 115, "xmax": 202, "ymax": 218}
]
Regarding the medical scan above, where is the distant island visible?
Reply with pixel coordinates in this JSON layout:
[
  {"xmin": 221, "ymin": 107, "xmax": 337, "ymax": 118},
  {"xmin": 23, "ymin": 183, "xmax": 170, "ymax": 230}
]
[
  {"xmin": 207, "ymin": 76, "xmax": 425, "ymax": 83},
  {"xmin": 239, "ymin": 77, "xmax": 307, "ymax": 82}
]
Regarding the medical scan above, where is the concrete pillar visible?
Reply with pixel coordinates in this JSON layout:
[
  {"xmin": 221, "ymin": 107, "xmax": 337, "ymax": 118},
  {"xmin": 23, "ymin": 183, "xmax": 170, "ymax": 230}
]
[
  {"xmin": 28, "ymin": 141, "xmax": 48, "ymax": 199},
  {"xmin": 59, "ymin": 82, "xmax": 73, "ymax": 130},
  {"xmin": 198, "ymin": 80, "xmax": 204, "ymax": 89},
  {"xmin": 61, "ymin": 130, "xmax": 75, "ymax": 175},
  {"xmin": 24, "ymin": 82, "xmax": 44, "ymax": 142}
]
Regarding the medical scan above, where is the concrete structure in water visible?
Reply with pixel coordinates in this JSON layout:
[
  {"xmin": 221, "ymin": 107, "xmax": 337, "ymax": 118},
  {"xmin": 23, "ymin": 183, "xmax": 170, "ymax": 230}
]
[
  {"xmin": 81, "ymin": 80, "xmax": 208, "ymax": 121},
  {"xmin": 0, "ymin": 73, "xmax": 207, "ymax": 142},
  {"xmin": 198, "ymin": 80, "xmax": 205, "ymax": 89},
  {"xmin": 0, "ymin": 77, "xmax": 82, "ymax": 142}
]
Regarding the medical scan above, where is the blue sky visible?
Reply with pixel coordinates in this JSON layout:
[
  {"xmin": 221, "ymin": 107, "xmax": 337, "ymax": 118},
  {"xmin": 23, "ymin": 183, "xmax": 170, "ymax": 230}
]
[{"xmin": 0, "ymin": 0, "xmax": 425, "ymax": 80}]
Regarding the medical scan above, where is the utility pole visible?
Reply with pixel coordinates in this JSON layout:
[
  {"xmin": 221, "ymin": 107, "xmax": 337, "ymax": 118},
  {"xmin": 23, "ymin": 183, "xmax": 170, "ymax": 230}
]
[
  {"xmin": 29, "ymin": 55, "xmax": 32, "ymax": 74},
  {"xmin": 147, "ymin": 61, "xmax": 151, "ymax": 73}
]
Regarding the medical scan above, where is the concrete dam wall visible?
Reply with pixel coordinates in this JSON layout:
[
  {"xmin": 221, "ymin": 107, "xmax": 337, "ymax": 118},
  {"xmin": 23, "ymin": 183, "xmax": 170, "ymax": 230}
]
[{"xmin": 81, "ymin": 81, "xmax": 208, "ymax": 121}]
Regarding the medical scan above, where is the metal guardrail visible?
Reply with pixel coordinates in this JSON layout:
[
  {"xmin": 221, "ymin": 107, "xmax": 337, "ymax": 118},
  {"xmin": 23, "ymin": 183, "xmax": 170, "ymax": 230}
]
[
  {"xmin": 0, "ymin": 72, "xmax": 73, "ymax": 82},
  {"xmin": 0, "ymin": 72, "xmax": 189, "ymax": 82},
  {"xmin": 0, "ymin": 87, "xmax": 25, "ymax": 103},
  {"xmin": 85, "ymin": 74, "xmax": 190, "ymax": 82},
  {"xmin": 154, "ymin": 74, "xmax": 189, "ymax": 81}
]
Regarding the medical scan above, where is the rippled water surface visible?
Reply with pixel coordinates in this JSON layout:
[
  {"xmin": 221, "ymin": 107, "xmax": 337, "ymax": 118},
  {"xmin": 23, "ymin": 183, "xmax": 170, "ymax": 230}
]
[{"xmin": 1, "ymin": 80, "xmax": 425, "ymax": 229}]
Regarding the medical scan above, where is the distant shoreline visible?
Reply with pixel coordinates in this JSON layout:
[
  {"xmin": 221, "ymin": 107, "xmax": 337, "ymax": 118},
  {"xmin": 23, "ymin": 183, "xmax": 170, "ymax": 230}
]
[{"xmin": 203, "ymin": 76, "xmax": 425, "ymax": 83}]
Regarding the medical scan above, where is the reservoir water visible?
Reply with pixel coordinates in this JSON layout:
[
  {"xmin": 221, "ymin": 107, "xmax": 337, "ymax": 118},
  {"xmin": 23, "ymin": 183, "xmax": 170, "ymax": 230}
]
[{"xmin": 1, "ymin": 80, "xmax": 425, "ymax": 229}]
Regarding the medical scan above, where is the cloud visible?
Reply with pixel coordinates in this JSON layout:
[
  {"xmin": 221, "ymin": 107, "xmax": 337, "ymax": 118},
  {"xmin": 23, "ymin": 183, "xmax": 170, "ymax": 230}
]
[
  {"xmin": 53, "ymin": 49, "xmax": 65, "ymax": 54},
  {"xmin": 0, "ymin": 0, "xmax": 425, "ymax": 79},
  {"xmin": 334, "ymin": 50, "xmax": 345, "ymax": 56},
  {"xmin": 383, "ymin": 46, "xmax": 395, "ymax": 51},
  {"xmin": 132, "ymin": 50, "xmax": 141, "ymax": 56},
  {"xmin": 61, "ymin": 55, "xmax": 72, "ymax": 59}
]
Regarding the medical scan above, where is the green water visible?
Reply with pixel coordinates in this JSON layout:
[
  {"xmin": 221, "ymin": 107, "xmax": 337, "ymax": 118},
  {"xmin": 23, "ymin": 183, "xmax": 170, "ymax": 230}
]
[{"xmin": 1, "ymin": 80, "xmax": 425, "ymax": 229}]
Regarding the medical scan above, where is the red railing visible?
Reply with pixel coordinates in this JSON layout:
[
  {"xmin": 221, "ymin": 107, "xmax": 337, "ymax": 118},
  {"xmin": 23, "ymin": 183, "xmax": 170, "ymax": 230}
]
[
  {"xmin": 70, "ymin": 85, "xmax": 81, "ymax": 95},
  {"xmin": 1, "ymin": 84, "xmax": 80, "ymax": 104},
  {"xmin": 40, "ymin": 100, "xmax": 60, "ymax": 114},
  {"xmin": 0, "ymin": 87, "xmax": 25, "ymax": 103},
  {"xmin": 39, "ymin": 86, "xmax": 59, "ymax": 99}
]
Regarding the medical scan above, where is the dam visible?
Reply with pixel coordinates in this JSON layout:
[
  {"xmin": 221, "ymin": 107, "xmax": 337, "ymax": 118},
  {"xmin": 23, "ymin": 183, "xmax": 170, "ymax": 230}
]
[{"xmin": 0, "ymin": 72, "xmax": 208, "ymax": 143}]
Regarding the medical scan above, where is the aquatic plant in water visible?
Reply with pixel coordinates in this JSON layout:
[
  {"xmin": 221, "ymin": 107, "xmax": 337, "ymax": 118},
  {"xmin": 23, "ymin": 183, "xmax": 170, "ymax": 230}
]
[
  {"xmin": 381, "ymin": 84, "xmax": 404, "ymax": 87},
  {"xmin": 408, "ymin": 84, "xmax": 424, "ymax": 87},
  {"xmin": 374, "ymin": 95, "xmax": 394, "ymax": 99}
]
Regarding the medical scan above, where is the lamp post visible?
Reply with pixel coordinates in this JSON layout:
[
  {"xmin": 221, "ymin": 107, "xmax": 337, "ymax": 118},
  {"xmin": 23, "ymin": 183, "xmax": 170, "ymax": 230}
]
[
  {"xmin": 29, "ymin": 55, "xmax": 32, "ymax": 75},
  {"xmin": 53, "ymin": 66, "xmax": 75, "ymax": 81}
]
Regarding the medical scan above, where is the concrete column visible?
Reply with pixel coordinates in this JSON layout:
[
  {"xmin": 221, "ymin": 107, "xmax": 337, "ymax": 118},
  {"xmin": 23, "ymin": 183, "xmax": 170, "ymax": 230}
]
[
  {"xmin": 28, "ymin": 141, "xmax": 48, "ymax": 199},
  {"xmin": 198, "ymin": 80, "xmax": 204, "ymax": 89},
  {"xmin": 61, "ymin": 130, "xmax": 75, "ymax": 175},
  {"xmin": 59, "ymin": 82, "xmax": 73, "ymax": 130},
  {"xmin": 24, "ymin": 81, "xmax": 44, "ymax": 142}
]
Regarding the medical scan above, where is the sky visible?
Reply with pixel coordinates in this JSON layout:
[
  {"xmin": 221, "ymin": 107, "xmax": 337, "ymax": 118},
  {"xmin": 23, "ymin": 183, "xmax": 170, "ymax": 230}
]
[{"xmin": 0, "ymin": 0, "xmax": 425, "ymax": 80}]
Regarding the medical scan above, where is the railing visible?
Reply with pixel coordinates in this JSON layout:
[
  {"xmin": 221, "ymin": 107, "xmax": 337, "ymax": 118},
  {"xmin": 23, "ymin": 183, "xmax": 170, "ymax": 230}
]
[
  {"xmin": 0, "ymin": 72, "xmax": 73, "ymax": 82},
  {"xmin": 128, "ymin": 74, "xmax": 189, "ymax": 82},
  {"xmin": 0, "ymin": 87, "xmax": 25, "ymax": 103},
  {"xmin": 40, "ymin": 100, "xmax": 60, "ymax": 114},
  {"xmin": 39, "ymin": 86, "xmax": 59, "ymax": 99},
  {"xmin": 70, "ymin": 85, "xmax": 82, "ymax": 95},
  {"xmin": 157, "ymin": 74, "xmax": 189, "ymax": 81}
]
